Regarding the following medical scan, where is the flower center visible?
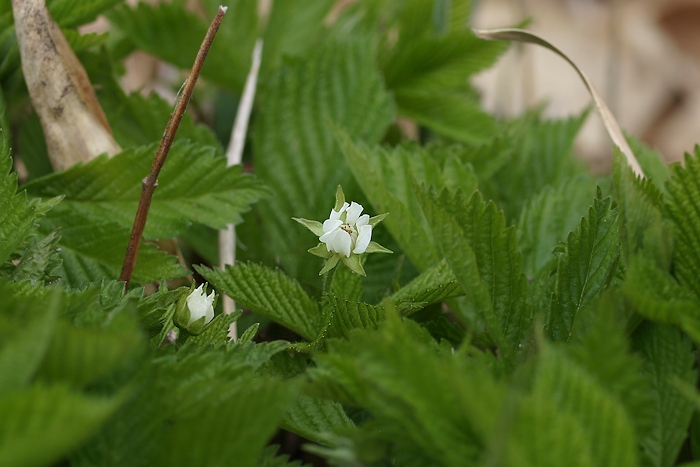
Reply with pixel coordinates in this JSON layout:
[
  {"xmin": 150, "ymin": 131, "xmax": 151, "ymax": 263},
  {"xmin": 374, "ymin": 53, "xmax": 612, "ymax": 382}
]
[{"xmin": 340, "ymin": 224, "xmax": 358, "ymax": 243}]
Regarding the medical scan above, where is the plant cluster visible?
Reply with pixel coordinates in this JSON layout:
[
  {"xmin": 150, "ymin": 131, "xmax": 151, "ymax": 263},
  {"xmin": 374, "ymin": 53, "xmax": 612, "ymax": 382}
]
[{"xmin": 1, "ymin": 0, "xmax": 700, "ymax": 466}]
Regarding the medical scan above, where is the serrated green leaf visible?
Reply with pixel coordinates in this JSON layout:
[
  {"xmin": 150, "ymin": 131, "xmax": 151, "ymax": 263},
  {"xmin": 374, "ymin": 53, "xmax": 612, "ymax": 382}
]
[
  {"xmin": 622, "ymin": 256, "xmax": 700, "ymax": 343},
  {"xmin": 383, "ymin": 31, "xmax": 506, "ymax": 92},
  {"xmin": 627, "ymin": 135, "xmax": 669, "ymax": 191},
  {"xmin": 281, "ymin": 395, "xmax": 355, "ymax": 447},
  {"xmin": 383, "ymin": 259, "xmax": 461, "ymax": 310},
  {"xmin": 38, "ymin": 313, "xmax": 144, "ymax": 388},
  {"xmin": 8, "ymin": 230, "xmax": 62, "ymax": 284},
  {"xmin": 517, "ymin": 175, "xmax": 597, "ymax": 277},
  {"xmin": 338, "ymin": 133, "xmax": 480, "ymax": 271},
  {"xmin": 634, "ymin": 323, "xmax": 697, "ymax": 467},
  {"xmin": 325, "ymin": 294, "xmax": 385, "ymax": 338},
  {"xmin": 196, "ymin": 263, "xmax": 322, "ymax": 341},
  {"xmin": 418, "ymin": 188, "xmax": 528, "ymax": 360},
  {"xmin": 534, "ymin": 342, "xmax": 638, "ymax": 467},
  {"xmin": 613, "ymin": 150, "xmax": 672, "ymax": 269},
  {"xmin": 547, "ymin": 191, "xmax": 620, "ymax": 341},
  {"xmin": 0, "ymin": 384, "xmax": 122, "ymax": 467},
  {"xmin": 25, "ymin": 141, "xmax": 268, "ymax": 239},
  {"xmin": 0, "ymin": 117, "xmax": 61, "ymax": 266},
  {"xmin": 395, "ymin": 87, "xmax": 500, "ymax": 144},
  {"xmin": 665, "ymin": 148, "xmax": 700, "ymax": 302},
  {"xmin": 38, "ymin": 205, "xmax": 187, "ymax": 288},
  {"xmin": 484, "ymin": 111, "xmax": 588, "ymax": 221},
  {"xmin": 311, "ymin": 313, "xmax": 503, "ymax": 466},
  {"xmin": 492, "ymin": 390, "xmax": 595, "ymax": 467},
  {"xmin": 253, "ymin": 40, "xmax": 394, "ymax": 283}
]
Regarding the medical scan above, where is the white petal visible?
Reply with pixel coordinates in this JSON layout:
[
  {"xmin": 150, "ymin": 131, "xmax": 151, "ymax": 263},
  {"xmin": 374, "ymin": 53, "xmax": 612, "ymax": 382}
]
[
  {"xmin": 329, "ymin": 202, "xmax": 349, "ymax": 221},
  {"xmin": 326, "ymin": 229, "xmax": 352, "ymax": 257},
  {"xmin": 356, "ymin": 214, "xmax": 370, "ymax": 227},
  {"xmin": 321, "ymin": 219, "xmax": 343, "ymax": 236},
  {"xmin": 345, "ymin": 202, "xmax": 364, "ymax": 225},
  {"xmin": 186, "ymin": 285, "xmax": 215, "ymax": 325},
  {"xmin": 353, "ymin": 225, "xmax": 372, "ymax": 254}
]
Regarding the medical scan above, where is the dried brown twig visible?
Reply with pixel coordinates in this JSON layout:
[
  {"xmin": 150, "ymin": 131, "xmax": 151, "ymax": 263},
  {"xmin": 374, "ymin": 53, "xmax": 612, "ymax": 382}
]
[{"xmin": 119, "ymin": 6, "xmax": 228, "ymax": 289}]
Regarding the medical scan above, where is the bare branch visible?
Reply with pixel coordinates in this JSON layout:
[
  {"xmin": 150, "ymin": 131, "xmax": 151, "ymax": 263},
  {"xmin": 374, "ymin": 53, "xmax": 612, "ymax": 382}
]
[{"xmin": 119, "ymin": 6, "xmax": 228, "ymax": 289}]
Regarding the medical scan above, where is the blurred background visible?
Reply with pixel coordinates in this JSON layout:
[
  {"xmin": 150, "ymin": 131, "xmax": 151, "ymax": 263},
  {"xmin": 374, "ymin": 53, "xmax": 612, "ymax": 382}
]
[{"xmin": 84, "ymin": 0, "xmax": 700, "ymax": 172}]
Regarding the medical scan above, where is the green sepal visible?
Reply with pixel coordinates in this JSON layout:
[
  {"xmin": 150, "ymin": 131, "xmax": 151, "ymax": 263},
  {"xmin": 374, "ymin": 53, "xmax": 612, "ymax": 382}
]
[
  {"xmin": 368, "ymin": 212, "xmax": 389, "ymax": 226},
  {"xmin": 173, "ymin": 291, "xmax": 192, "ymax": 330},
  {"xmin": 341, "ymin": 254, "xmax": 366, "ymax": 276},
  {"xmin": 186, "ymin": 315, "xmax": 208, "ymax": 336},
  {"xmin": 334, "ymin": 185, "xmax": 346, "ymax": 211},
  {"xmin": 309, "ymin": 243, "xmax": 333, "ymax": 258},
  {"xmin": 293, "ymin": 217, "xmax": 324, "ymax": 237},
  {"xmin": 238, "ymin": 323, "xmax": 260, "ymax": 344},
  {"xmin": 319, "ymin": 255, "xmax": 341, "ymax": 275},
  {"xmin": 364, "ymin": 241, "xmax": 393, "ymax": 254}
]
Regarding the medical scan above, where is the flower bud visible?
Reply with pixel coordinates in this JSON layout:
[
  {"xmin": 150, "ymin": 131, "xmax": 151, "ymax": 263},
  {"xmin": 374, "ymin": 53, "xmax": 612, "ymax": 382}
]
[{"xmin": 174, "ymin": 283, "xmax": 216, "ymax": 335}]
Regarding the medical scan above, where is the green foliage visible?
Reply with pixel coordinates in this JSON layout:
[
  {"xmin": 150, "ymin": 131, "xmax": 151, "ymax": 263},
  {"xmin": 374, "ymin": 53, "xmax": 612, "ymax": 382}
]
[
  {"xmin": 197, "ymin": 263, "xmax": 322, "ymax": 341},
  {"xmin": 6, "ymin": 0, "xmax": 700, "ymax": 465},
  {"xmin": 25, "ymin": 142, "xmax": 268, "ymax": 239},
  {"xmin": 665, "ymin": 148, "xmax": 700, "ymax": 301},
  {"xmin": 633, "ymin": 323, "xmax": 697, "ymax": 467},
  {"xmin": 418, "ymin": 188, "xmax": 529, "ymax": 362},
  {"xmin": 0, "ymin": 129, "xmax": 60, "ymax": 266},
  {"xmin": 252, "ymin": 40, "xmax": 394, "ymax": 282},
  {"xmin": 547, "ymin": 190, "xmax": 621, "ymax": 341}
]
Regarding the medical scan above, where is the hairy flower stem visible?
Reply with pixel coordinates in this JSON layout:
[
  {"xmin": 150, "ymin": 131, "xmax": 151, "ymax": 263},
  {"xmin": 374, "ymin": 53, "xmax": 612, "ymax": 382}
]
[{"xmin": 119, "ymin": 6, "xmax": 227, "ymax": 289}]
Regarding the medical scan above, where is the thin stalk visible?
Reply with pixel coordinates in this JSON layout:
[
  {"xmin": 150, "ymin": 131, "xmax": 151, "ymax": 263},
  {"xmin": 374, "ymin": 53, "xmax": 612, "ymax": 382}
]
[
  {"xmin": 219, "ymin": 39, "xmax": 263, "ymax": 341},
  {"xmin": 119, "ymin": 6, "xmax": 228, "ymax": 289}
]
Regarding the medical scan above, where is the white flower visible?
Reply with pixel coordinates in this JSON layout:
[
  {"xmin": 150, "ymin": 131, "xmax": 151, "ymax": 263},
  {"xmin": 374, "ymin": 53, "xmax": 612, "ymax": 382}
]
[
  {"xmin": 319, "ymin": 201, "xmax": 372, "ymax": 257},
  {"xmin": 186, "ymin": 284, "xmax": 215, "ymax": 326},
  {"xmin": 293, "ymin": 185, "xmax": 392, "ymax": 276}
]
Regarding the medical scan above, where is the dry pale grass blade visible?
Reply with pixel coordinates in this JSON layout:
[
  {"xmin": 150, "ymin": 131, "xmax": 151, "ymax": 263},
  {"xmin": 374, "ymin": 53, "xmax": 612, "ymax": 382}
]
[
  {"xmin": 219, "ymin": 39, "xmax": 263, "ymax": 340},
  {"xmin": 12, "ymin": 0, "xmax": 121, "ymax": 171},
  {"xmin": 473, "ymin": 27, "xmax": 645, "ymax": 178}
]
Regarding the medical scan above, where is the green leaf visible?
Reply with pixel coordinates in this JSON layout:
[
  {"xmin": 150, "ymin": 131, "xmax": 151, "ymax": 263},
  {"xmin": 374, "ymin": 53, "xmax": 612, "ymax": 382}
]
[
  {"xmin": 47, "ymin": 0, "xmax": 124, "ymax": 28},
  {"xmin": 253, "ymin": 40, "xmax": 394, "ymax": 282},
  {"xmin": 164, "ymin": 377, "xmax": 298, "ymax": 467},
  {"xmin": 25, "ymin": 141, "xmax": 268, "ymax": 239},
  {"xmin": 0, "ymin": 384, "xmax": 122, "ymax": 467},
  {"xmin": 8, "ymin": 230, "xmax": 62, "ymax": 284},
  {"xmin": 627, "ymin": 135, "xmax": 669, "ymax": 191},
  {"xmin": 39, "ymin": 205, "xmax": 186, "ymax": 288},
  {"xmin": 517, "ymin": 175, "xmax": 597, "ymax": 277},
  {"xmin": 418, "ymin": 188, "xmax": 528, "ymax": 360},
  {"xmin": 261, "ymin": 0, "xmax": 335, "ymax": 74},
  {"xmin": 394, "ymin": 87, "xmax": 500, "ymax": 144},
  {"xmin": 0, "ymin": 286, "xmax": 60, "ymax": 395},
  {"xmin": 108, "ymin": 1, "xmax": 257, "ymax": 91},
  {"xmin": 622, "ymin": 256, "xmax": 700, "ymax": 343},
  {"xmin": 613, "ymin": 150, "xmax": 672, "ymax": 269},
  {"xmin": 383, "ymin": 31, "xmax": 506, "ymax": 92},
  {"xmin": 383, "ymin": 259, "xmax": 462, "ymax": 311},
  {"xmin": 325, "ymin": 294, "xmax": 385, "ymax": 338},
  {"xmin": 547, "ymin": 190, "xmax": 620, "ymax": 341},
  {"xmin": 196, "ymin": 263, "xmax": 322, "ymax": 341},
  {"xmin": 312, "ymin": 313, "xmax": 503, "ymax": 466},
  {"xmin": 665, "ymin": 148, "xmax": 700, "ymax": 301},
  {"xmin": 0, "ymin": 128, "xmax": 60, "ymax": 265},
  {"xmin": 484, "ymin": 111, "xmax": 588, "ymax": 221},
  {"xmin": 634, "ymin": 323, "xmax": 696, "ymax": 467},
  {"xmin": 281, "ymin": 395, "xmax": 355, "ymax": 447},
  {"xmin": 338, "ymin": 134, "xmax": 479, "ymax": 271},
  {"xmin": 533, "ymin": 342, "xmax": 638, "ymax": 467}
]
